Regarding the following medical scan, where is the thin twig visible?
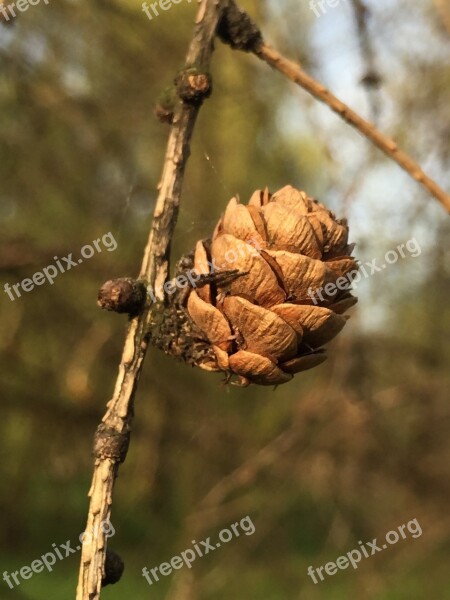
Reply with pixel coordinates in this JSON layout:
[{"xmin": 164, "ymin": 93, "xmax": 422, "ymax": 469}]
[
  {"xmin": 166, "ymin": 421, "xmax": 303, "ymax": 600},
  {"xmin": 76, "ymin": 2, "xmax": 228, "ymax": 599},
  {"xmin": 349, "ymin": 0, "xmax": 381, "ymax": 120},
  {"xmin": 187, "ymin": 425, "xmax": 299, "ymax": 528},
  {"xmin": 253, "ymin": 43, "xmax": 450, "ymax": 213}
]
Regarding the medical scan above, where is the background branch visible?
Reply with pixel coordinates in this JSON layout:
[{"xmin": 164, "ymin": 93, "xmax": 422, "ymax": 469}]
[
  {"xmin": 349, "ymin": 0, "xmax": 381, "ymax": 120},
  {"xmin": 251, "ymin": 45, "xmax": 450, "ymax": 213}
]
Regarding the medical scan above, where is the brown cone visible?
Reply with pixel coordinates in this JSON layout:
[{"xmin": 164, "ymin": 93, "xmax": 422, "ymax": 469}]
[{"xmin": 183, "ymin": 185, "xmax": 358, "ymax": 386}]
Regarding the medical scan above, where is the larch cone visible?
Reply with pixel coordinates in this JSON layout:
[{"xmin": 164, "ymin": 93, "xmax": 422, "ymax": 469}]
[{"xmin": 170, "ymin": 186, "xmax": 359, "ymax": 386}]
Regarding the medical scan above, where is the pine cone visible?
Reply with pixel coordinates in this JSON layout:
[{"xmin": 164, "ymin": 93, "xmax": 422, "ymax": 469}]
[{"xmin": 180, "ymin": 186, "xmax": 358, "ymax": 386}]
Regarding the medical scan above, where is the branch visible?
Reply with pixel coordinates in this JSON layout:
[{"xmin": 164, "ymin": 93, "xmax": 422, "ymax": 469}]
[
  {"xmin": 218, "ymin": 2, "xmax": 450, "ymax": 213},
  {"xmin": 186, "ymin": 423, "xmax": 301, "ymax": 533},
  {"xmin": 76, "ymin": 2, "xmax": 227, "ymax": 599},
  {"xmin": 349, "ymin": 0, "xmax": 381, "ymax": 119},
  {"xmin": 254, "ymin": 44, "xmax": 450, "ymax": 213}
]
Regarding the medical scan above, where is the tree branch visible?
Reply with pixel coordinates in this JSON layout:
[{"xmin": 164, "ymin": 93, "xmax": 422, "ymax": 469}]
[
  {"xmin": 75, "ymin": 2, "xmax": 227, "ymax": 599},
  {"xmin": 217, "ymin": 2, "xmax": 450, "ymax": 213},
  {"xmin": 253, "ymin": 43, "xmax": 450, "ymax": 213}
]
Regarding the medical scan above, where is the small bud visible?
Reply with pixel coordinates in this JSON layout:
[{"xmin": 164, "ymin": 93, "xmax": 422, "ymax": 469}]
[
  {"xmin": 97, "ymin": 278, "xmax": 147, "ymax": 315},
  {"xmin": 175, "ymin": 68, "xmax": 212, "ymax": 105},
  {"xmin": 102, "ymin": 549, "xmax": 124, "ymax": 587},
  {"xmin": 217, "ymin": 4, "xmax": 263, "ymax": 52},
  {"xmin": 155, "ymin": 86, "xmax": 178, "ymax": 124}
]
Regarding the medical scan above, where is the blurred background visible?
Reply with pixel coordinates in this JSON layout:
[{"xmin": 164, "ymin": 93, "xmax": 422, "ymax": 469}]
[{"xmin": 1, "ymin": 0, "xmax": 449, "ymax": 598}]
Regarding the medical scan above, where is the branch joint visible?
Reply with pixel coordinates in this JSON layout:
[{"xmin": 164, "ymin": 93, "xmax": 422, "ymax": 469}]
[
  {"xmin": 93, "ymin": 425, "xmax": 131, "ymax": 463},
  {"xmin": 217, "ymin": 3, "xmax": 263, "ymax": 52},
  {"xmin": 175, "ymin": 67, "xmax": 212, "ymax": 105}
]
